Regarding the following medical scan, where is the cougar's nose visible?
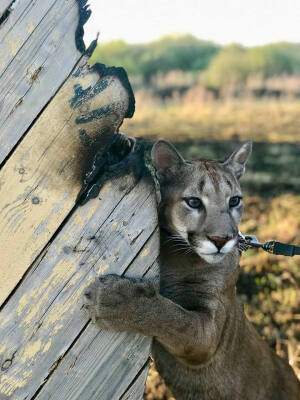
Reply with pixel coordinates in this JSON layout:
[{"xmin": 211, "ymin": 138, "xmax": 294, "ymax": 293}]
[{"xmin": 208, "ymin": 236, "xmax": 232, "ymax": 250}]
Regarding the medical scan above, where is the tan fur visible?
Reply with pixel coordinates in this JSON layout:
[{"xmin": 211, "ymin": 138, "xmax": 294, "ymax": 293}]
[{"xmin": 83, "ymin": 141, "xmax": 299, "ymax": 399}]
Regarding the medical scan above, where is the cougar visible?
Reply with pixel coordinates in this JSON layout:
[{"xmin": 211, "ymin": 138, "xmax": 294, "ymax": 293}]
[{"xmin": 83, "ymin": 140, "xmax": 300, "ymax": 400}]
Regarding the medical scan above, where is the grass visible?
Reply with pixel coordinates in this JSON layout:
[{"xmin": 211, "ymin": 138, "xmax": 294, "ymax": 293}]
[
  {"xmin": 239, "ymin": 195, "xmax": 300, "ymax": 378},
  {"xmin": 123, "ymin": 92, "xmax": 300, "ymax": 143}
]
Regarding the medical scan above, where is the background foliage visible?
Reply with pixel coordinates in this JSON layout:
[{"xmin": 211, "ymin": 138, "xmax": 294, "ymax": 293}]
[{"xmin": 90, "ymin": 35, "xmax": 300, "ymax": 96}]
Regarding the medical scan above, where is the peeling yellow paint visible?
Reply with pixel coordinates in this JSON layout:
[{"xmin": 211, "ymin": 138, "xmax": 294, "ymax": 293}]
[
  {"xmin": 27, "ymin": 22, "xmax": 35, "ymax": 34},
  {"xmin": 0, "ymin": 373, "xmax": 27, "ymax": 396},
  {"xmin": 111, "ymin": 221, "xmax": 118, "ymax": 228},
  {"xmin": 5, "ymin": 38, "xmax": 21, "ymax": 56},
  {"xmin": 0, "ymin": 344, "xmax": 6, "ymax": 354},
  {"xmin": 44, "ymin": 310, "xmax": 65, "ymax": 328},
  {"xmin": 0, "ymin": 314, "xmax": 11, "ymax": 329},
  {"xmin": 82, "ymin": 275, "xmax": 96, "ymax": 292},
  {"xmin": 42, "ymin": 338, "xmax": 52, "ymax": 353},
  {"xmin": 85, "ymin": 254, "xmax": 98, "ymax": 266},
  {"xmin": 20, "ymin": 339, "xmax": 43, "ymax": 363},
  {"xmin": 53, "ymin": 323, "xmax": 63, "ymax": 334},
  {"xmin": 140, "ymin": 248, "xmax": 150, "ymax": 258},
  {"xmin": 100, "ymin": 182, "xmax": 111, "ymax": 194},
  {"xmin": 22, "ymin": 259, "xmax": 77, "ymax": 326},
  {"xmin": 51, "ymin": 31, "xmax": 59, "ymax": 41},
  {"xmin": 68, "ymin": 271, "xmax": 83, "ymax": 287},
  {"xmin": 42, "ymin": 277, "xmax": 91, "ymax": 330},
  {"xmin": 17, "ymin": 293, "xmax": 29, "ymax": 316},
  {"xmin": 82, "ymin": 199, "xmax": 100, "ymax": 224},
  {"xmin": 114, "ymin": 248, "xmax": 120, "ymax": 257},
  {"xmin": 97, "ymin": 264, "xmax": 110, "ymax": 275},
  {"xmin": 22, "ymin": 369, "xmax": 33, "ymax": 379},
  {"xmin": 43, "ymin": 298, "xmax": 71, "ymax": 328},
  {"xmin": 50, "ymin": 259, "xmax": 77, "ymax": 287}
]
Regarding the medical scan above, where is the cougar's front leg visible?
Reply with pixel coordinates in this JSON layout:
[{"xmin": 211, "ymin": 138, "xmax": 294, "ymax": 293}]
[{"xmin": 82, "ymin": 275, "xmax": 220, "ymax": 358}]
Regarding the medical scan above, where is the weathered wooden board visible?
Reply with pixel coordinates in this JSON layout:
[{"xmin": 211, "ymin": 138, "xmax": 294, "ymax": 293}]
[
  {"xmin": 0, "ymin": 0, "xmax": 85, "ymax": 164},
  {"xmin": 0, "ymin": 174, "xmax": 158, "ymax": 399},
  {"xmin": 0, "ymin": 0, "xmax": 58, "ymax": 69},
  {"xmin": 0, "ymin": 55, "xmax": 132, "ymax": 307},
  {"xmin": 120, "ymin": 361, "xmax": 152, "ymax": 400},
  {"xmin": 34, "ymin": 252, "xmax": 159, "ymax": 400},
  {"xmin": 0, "ymin": 1, "xmax": 157, "ymax": 399}
]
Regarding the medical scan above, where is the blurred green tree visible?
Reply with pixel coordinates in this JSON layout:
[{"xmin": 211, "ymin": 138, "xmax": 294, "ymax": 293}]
[
  {"xmin": 90, "ymin": 34, "xmax": 219, "ymax": 81},
  {"xmin": 203, "ymin": 42, "xmax": 300, "ymax": 89},
  {"xmin": 90, "ymin": 36, "xmax": 300, "ymax": 91}
]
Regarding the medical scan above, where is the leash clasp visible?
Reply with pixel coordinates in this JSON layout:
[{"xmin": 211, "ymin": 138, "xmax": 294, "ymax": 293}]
[
  {"xmin": 262, "ymin": 240, "xmax": 276, "ymax": 254},
  {"xmin": 238, "ymin": 233, "xmax": 299, "ymax": 256},
  {"xmin": 238, "ymin": 233, "xmax": 275, "ymax": 253}
]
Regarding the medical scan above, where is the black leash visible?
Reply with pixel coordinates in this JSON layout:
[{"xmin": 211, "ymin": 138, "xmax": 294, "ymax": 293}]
[{"xmin": 238, "ymin": 233, "xmax": 300, "ymax": 256}]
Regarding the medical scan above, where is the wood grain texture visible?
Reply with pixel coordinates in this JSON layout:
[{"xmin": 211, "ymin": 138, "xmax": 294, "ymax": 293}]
[
  {"xmin": 0, "ymin": 0, "xmax": 82, "ymax": 164},
  {"xmin": 0, "ymin": 0, "xmax": 56, "ymax": 64},
  {"xmin": 34, "ymin": 252, "xmax": 159, "ymax": 400},
  {"xmin": 0, "ymin": 3, "xmax": 157, "ymax": 399},
  {"xmin": 0, "ymin": 174, "xmax": 158, "ymax": 399},
  {"xmin": 0, "ymin": 57, "xmax": 130, "ymax": 307},
  {"xmin": 120, "ymin": 360, "xmax": 152, "ymax": 400}
]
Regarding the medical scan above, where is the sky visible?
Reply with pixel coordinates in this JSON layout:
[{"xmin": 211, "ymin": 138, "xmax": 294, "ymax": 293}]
[{"xmin": 84, "ymin": 0, "xmax": 300, "ymax": 47}]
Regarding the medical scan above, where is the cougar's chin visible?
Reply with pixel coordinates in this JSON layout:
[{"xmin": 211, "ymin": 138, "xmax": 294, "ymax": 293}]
[
  {"xmin": 193, "ymin": 238, "xmax": 237, "ymax": 264},
  {"xmin": 197, "ymin": 252, "xmax": 226, "ymax": 264}
]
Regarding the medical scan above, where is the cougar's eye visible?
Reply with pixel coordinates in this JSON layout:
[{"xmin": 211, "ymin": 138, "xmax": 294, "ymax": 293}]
[
  {"xmin": 229, "ymin": 196, "xmax": 242, "ymax": 208},
  {"xmin": 184, "ymin": 197, "xmax": 202, "ymax": 209}
]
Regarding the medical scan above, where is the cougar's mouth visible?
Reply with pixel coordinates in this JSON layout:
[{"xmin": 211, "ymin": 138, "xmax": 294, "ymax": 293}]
[{"xmin": 192, "ymin": 238, "xmax": 237, "ymax": 264}]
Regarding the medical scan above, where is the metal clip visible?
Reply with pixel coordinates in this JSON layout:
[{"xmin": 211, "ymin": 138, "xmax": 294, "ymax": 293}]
[
  {"xmin": 262, "ymin": 240, "xmax": 276, "ymax": 254},
  {"xmin": 238, "ymin": 232, "xmax": 257, "ymax": 253},
  {"xmin": 238, "ymin": 232, "xmax": 299, "ymax": 256},
  {"xmin": 238, "ymin": 232, "xmax": 273, "ymax": 253}
]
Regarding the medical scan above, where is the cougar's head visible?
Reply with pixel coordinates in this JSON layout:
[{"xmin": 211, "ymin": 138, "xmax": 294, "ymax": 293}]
[{"xmin": 151, "ymin": 140, "xmax": 252, "ymax": 264}]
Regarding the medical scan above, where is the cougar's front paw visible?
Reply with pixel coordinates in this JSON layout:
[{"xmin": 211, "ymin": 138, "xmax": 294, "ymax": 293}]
[
  {"xmin": 82, "ymin": 274, "xmax": 156, "ymax": 330},
  {"xmin": 83, "ymin": 275, "xmax": 121, "ymax": 323}
]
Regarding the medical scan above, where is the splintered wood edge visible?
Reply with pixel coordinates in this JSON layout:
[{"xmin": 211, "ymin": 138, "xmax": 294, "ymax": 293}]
[
  {"xmin": 0, "ymin": 10, "xmax": 136, "ymax": 306},
  {"xmin": 0, "ymin": 0, "xmax": 84, "ymax": 165},
  {"xmin": 0, "ymin": 0, "xmax": 135, "ymax": 166}
]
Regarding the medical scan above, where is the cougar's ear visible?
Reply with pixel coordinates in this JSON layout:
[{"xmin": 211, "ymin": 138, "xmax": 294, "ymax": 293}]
[
  {"xmin": 151, "ymin": 140, "xmax": 185, "ymax": 181},
  {"xmin": 223, "ymin": 141, "xmax": 252, "ymax": 179}
]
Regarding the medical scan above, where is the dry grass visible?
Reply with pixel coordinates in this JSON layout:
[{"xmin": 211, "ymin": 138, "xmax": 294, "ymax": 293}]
[
  {"xmin": 144, "ymin": 362, "xmax": 175, "ymax": 400},
  {"xmin": 123, "ymin": 92, "xmax": 300, "ymax": 143},
  {"xmin": 240, "ymin": 194, "xmax": 300, "ymax": 379}
]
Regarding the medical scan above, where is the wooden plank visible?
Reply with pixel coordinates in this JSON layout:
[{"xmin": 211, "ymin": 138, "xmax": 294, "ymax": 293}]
[
  {"xmin": 0, "ymin": 0, "xmax": 56, "ymax": 63},
  {"xmin": 120, "ymin": 360, "xmax": 151, "ymax": 400},
  {"xmin": 0, "ymin": 3, "xmax": 155, "ymax": 399},
  {"xmin": 0, "ymin": 174, "xmax": 158, "ymax": 399},
  {"xmin": 33, "ymin": 251, "xmax": 159, "ymax": 400},
  {"xmin": 0, "ymin": 57, "xmax": 131, "ymax": 306},
  {"xmin": 35, "ymin": 331, "xmax": 151, "ymax": 400},
  {"xmin": 0, "ymin": 0, "xmax": 83, "ymax": 164}
]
